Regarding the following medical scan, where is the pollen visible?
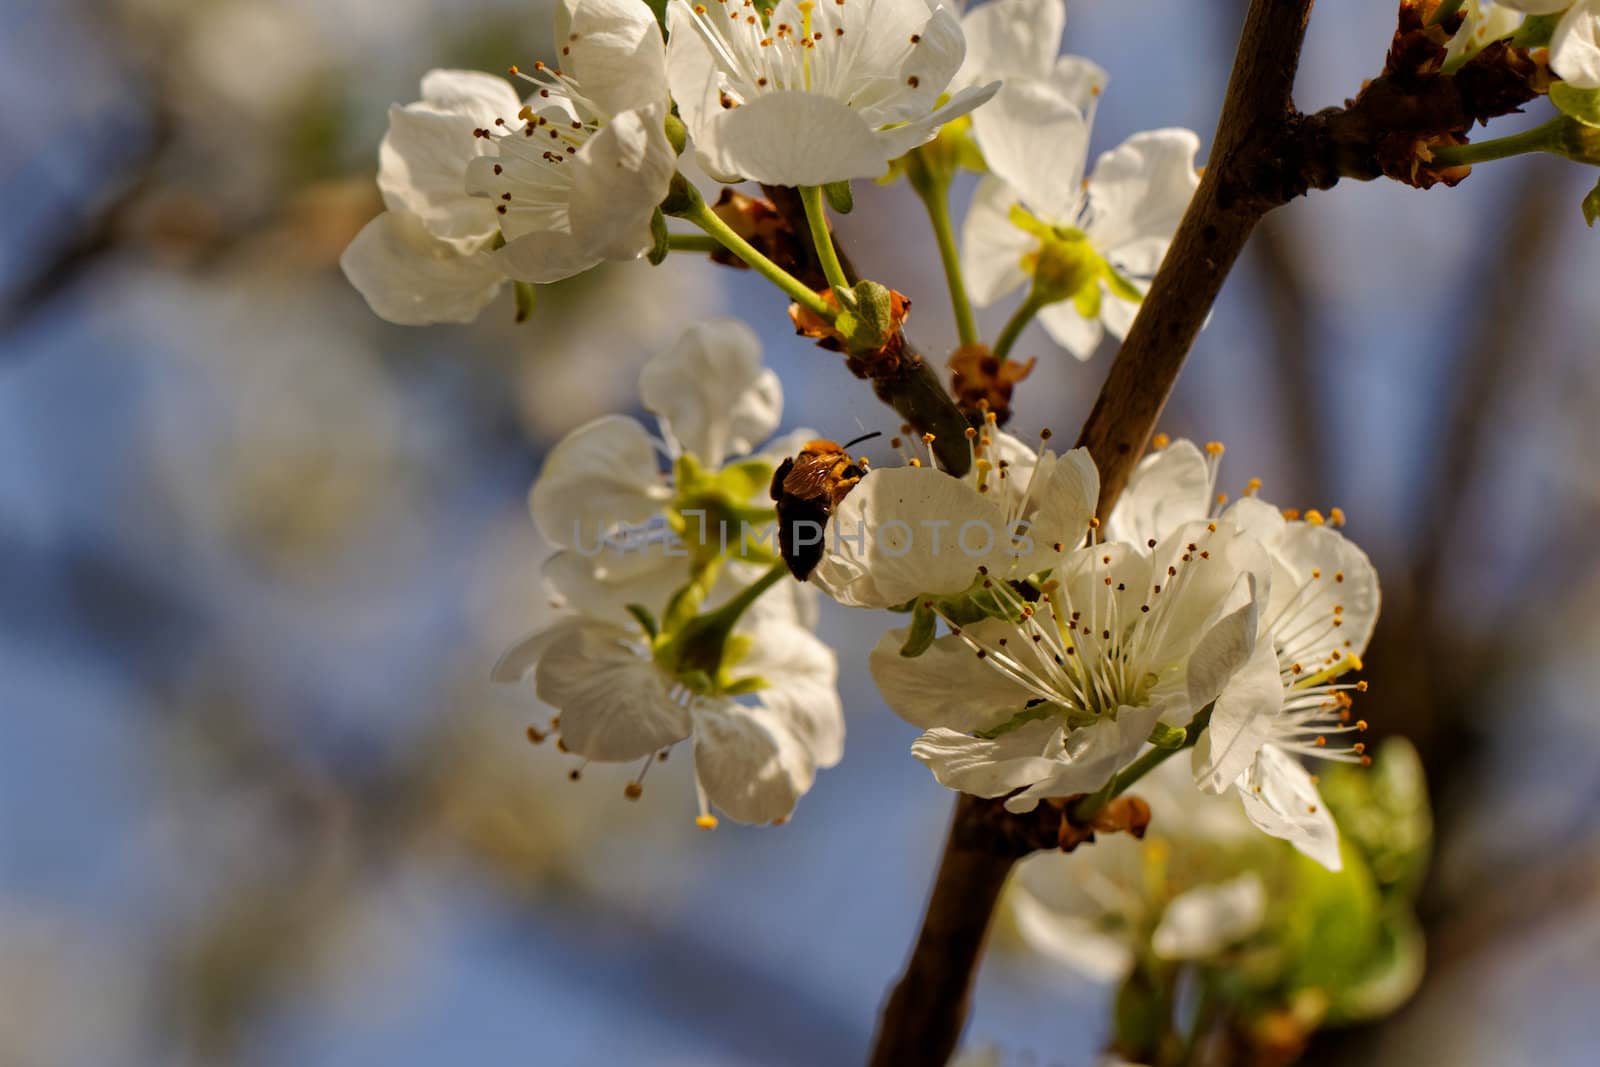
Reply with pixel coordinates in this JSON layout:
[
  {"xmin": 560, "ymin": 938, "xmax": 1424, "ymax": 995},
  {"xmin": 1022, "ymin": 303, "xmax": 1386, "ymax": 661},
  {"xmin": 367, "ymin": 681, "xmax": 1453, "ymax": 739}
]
[
  {"xmin": 526, "ymin": 725, "xmax": 546, "ymax": 744},
  {"xmin": 1305, "ymin": 509, "xmax": 1326, "ymax": 525},
  {"xmin": 624, "ymin": 782, "xmax": 643, "ymax": 800},
  {"xmin": 1204, "ymin": 441, "xmax": 1225, "ymax": 456},
  {"xmin": 695, "ymin": 814, "xmax": 720, "ymax": 830},
  {"xmin": 1152, "ymin": 433, "xmax": 1170, "ymax": 449}
]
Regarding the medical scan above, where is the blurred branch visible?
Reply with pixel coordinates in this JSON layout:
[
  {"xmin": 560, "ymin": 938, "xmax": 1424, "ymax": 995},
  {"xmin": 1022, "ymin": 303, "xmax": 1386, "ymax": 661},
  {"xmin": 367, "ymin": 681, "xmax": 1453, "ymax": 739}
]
[
  {"xmin": 1302, "ymin": 156, "xmax": 1569, "ymax": 1067},
  {"xmin": 0, "ymin": 108, "xmax": 171, "ymax": 337}
]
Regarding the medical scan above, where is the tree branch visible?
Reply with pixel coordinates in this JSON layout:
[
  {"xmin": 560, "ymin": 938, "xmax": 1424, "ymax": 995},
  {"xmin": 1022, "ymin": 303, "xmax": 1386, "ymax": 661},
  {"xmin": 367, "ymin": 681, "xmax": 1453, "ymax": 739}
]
[
  {"xmin": 1075, "ymin": 0, "xmax": 1316, "ymax": 514},
  {"xmin": 867, "ymin": 6, "xmax": 1320, "ymax": 1063}
]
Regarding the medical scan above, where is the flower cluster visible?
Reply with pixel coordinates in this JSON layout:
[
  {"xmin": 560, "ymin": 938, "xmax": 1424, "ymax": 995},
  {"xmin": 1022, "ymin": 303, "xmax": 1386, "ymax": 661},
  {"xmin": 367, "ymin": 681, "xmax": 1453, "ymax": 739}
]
[
  {"xmin": 494, "ymin": 319, "xmax": 844, "ymax": 827},
  {"xmin": 831, "ymin": 433, "xmax": 1378, "ymax": 871},
  {"xmin": 341, "ymin": 0, "xmax": 1002, "ymax": 325}
]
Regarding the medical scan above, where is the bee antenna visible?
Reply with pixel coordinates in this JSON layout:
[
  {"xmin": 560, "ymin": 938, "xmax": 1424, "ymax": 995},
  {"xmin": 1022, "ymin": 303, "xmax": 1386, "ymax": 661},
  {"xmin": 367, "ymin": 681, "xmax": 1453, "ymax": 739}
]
[{"xmin": 841, "ymin": 431, "xmax": 883, "ymax": 450}]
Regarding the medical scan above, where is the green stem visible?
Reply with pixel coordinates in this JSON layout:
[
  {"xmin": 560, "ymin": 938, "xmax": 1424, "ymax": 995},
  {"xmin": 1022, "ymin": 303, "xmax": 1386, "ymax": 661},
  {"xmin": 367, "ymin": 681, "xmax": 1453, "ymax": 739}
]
[
  {"xmin": 906, "ymin": 152, "xmax": 979, "ymax": 348},
  {"xmin": 1070, "ymin": 704, "xmax": 1214, "ymax": 823},
  {"xmin": 669, "ymin": 177, "xmax": 834, "ymax": 321},
  {"xmin": 1428, "ymin": 0, "xmax": 1465, "ymax": 26},
  {"xmin": 665, "ymin": 233, "xmax": 723, "ymax": 254},
  {"xmin": 799, "ymin": 184, "xmax": 852, "ymax": 292},
  {"xmin": 992, "ymin": 286, "xmax": 1051, "ymax": 363},
  {"xmin": 1430, "ymin": 117, "xmax": 1565, "ymax": 167},
  {"xmin": 702, "ymin": 560, "xmax": 789, "ymax": 628}
]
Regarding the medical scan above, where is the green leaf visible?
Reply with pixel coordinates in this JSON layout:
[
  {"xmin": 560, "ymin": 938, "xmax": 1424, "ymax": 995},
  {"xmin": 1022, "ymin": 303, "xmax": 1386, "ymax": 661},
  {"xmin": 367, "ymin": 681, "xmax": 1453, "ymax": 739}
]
[
  {"xmin": 1552, "ymin": 82, "xmax": 1600, "ymax": 129},
  {"xmin": 900, "ymin": 600, "xmax": 938, "ymax": 657},
  {"xmin": 824, "ymin": 180, "xmax": 854, "ymax": 214},
  {"xmin": 513, "ymin": 281, "xmax": 537, "ymax": 323},
  {"xmin": 1585, "ymin": 178, "xmax": 1600, "ymax": 227},
  {"xmin": 1326, "ymin": 909, "xmax": 1426, "ymax": 1024},
  {"xmin": 1282, "ymin": 844, "xmax": 1383, "ymax": 995}
]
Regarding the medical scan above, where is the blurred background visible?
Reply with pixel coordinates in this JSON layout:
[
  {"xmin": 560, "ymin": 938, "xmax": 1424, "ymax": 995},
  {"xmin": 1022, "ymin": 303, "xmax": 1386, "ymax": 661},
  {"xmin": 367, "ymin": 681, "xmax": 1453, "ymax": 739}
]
[{"xmin": 2, "ymin": 1, "xmax": 1598, "ymax": 1064}]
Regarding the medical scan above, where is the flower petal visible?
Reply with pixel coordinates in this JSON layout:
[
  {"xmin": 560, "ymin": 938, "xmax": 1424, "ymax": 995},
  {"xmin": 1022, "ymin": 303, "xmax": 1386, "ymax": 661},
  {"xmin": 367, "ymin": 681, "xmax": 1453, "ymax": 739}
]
[
  {"xmin": 1191, "ymin": 631, "xmax": 1281, "ymax": 794},
  {"xmin": 1151, "ymin": 873, "xmax": 1267, "ymax": 960},
  {"xmin": 567, "ymin": 105, "xmax": 678, "ymax": 261},
  {"xmin": 339, "ymin": 211, "xmax": 506, "ymax": 326},
  {"xmin": 535, "ymin": 618, "xmax": 692, "ymax": 760},
  {"xmin": 971, "ymin": 76, "xmax": 1092, "ymax": 222},
  {"xmin": 1037, "ymin": 296, "xmax": 1104, "ymax": 360},
  {"xmin": 1084, "ymin": 128, "xmax": 1201, "ymax": 278},
  {"xmin": 955, "ymin": 0, "xmax": 1067, "ymax": 88},
  {"xmin": 492, "ymin": 227, "xmax": 605, "ymax": 284},
  {"xmin": 377, "ymin": 70, "xmax": 522, "ymax": 246},
  {"xmin": 697, "ymin": 91, "xmax": 892, "ymax": 186},
  {"xmin": 1236, "ymin": 744, "xmax": 1342, "ymax": 871},
  {"xmin": 911, "ymin": 719, "xmax": 1064, "ymax": 799},
  {"xmin": 873, "ymin": 81, "xmax": 1002, "ymax": 162},
  {"xmin": 739, "ymin": 618, "xmax": 845, "ymax": 768},
  {"xmin": 1011, "ymin": 845, "xmax": 1142, "ymax": 982},
  {"xmin": 812, "ymin": 467, "xmax": 1005, "ymax": 608},
  {"xmin": 1267, "ymin": 522, "xmax": 1381, "ymax": 663},
  {"xmin": 961, "ymin": 176, "xmax": 1032, "ymax": 307},
  {"xmin": 1553, "ymin": 4, "xmax": 1600, "ymax": 90},
  {"xmin": 1106, "ymin": 438, "xmax": 1212, "ymax": 549},
  {"xmin": 1004, "ymin": 704, "xmax": 1162, "ymax": 812},
  {"xmin": 869, "ymin": 623, "xmax": 1041, "ymax": 733},
  {"xmin": 543, "ymin": 547, "xmax": 690, "ymax": 626},
  {"xmin": 638, "ymin": 318, "xmax": 781, "ymax": 468},
  {"xmin": 530, "ymin": 414, "xmax": 670, "ymax": 547},
  {"xmin": 565, "ymin": 0, "xmax": 671, "ymax": 118},
  {"xmin": 1011, "ymin": 446, "xmax": 1100, "ymax": 577},
  {"xmin": 692, "ymin": 700, "xmax": 815, "ymax": 824}
]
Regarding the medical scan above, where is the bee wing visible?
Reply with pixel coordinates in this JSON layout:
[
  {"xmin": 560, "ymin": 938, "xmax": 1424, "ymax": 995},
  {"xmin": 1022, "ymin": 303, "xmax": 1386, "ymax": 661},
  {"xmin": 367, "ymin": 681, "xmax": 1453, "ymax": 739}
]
[{"xmin": 782, "ymin": 458, "xmax": 841, "ymax": 500}]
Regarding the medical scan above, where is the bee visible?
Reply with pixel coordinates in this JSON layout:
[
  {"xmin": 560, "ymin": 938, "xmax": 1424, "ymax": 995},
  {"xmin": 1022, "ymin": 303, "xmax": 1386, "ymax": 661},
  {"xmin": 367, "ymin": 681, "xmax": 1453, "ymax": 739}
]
[{"xmin": 770, "ymin": 432, "xmax": 881, "ymax": 580}]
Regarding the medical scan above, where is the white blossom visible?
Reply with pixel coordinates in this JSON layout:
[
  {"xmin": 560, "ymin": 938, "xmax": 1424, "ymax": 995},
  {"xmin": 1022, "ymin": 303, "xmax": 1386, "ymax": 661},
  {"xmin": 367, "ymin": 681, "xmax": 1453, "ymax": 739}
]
[
  {"xmin": 340, "ymin": 69, "xmax": 519, "ymax": 323},
  {"xmin": 665, "ymin": 0, "xmax": 999, "ymax": 185},
  {"xmin": 1108, "ymin": 439, "xmax": 1381, "ymax": 870},
  {"xmin": 501, "ymin": 590, "xmax": 843, "ymax": 826},
  {"xmin": 959, "ymin": 47, "xmax": 1199, "ymax": 359},
  {"xmin": 467, "ymin": 0, "xmax": 678, "ymax": 282},
  {"xmin": 528, "ymin": 318, "xmax": 790, "ymax": 625},
  {"xmin": 835, "ymin": 434, "xmax": 1276, "ymax": 812},
  {"xmin": 812, "ymin": 430, "xmax": 1099, "ymax": 609}
]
